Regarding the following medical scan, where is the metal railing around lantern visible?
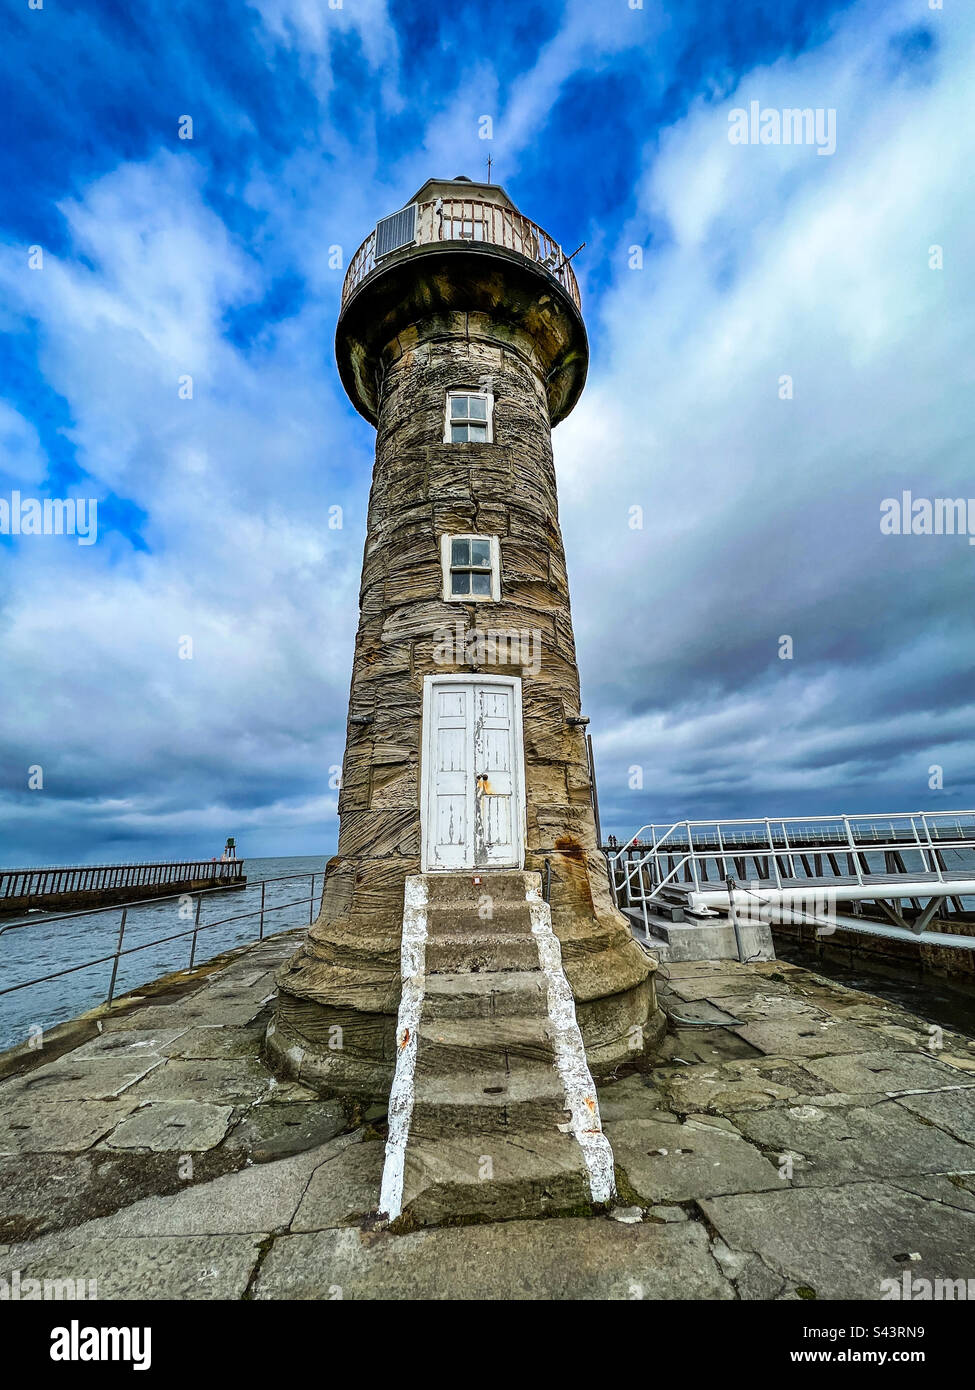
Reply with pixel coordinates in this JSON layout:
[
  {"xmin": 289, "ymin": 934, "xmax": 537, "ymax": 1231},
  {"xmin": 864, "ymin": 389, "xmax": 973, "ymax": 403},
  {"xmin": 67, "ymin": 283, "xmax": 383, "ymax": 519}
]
[{"xmin": 341, "ymin": 198, "xmax": 582, "ymax": 311}]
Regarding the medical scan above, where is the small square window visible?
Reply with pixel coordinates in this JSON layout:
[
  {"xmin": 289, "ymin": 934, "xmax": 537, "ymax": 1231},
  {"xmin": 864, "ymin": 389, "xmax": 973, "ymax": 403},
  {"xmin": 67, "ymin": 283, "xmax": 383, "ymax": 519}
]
[
  {"xmin": 441, "ymin": 533, "xmax": 500, "ymax": 602},
  {"xmin": 445, "ymin": 389, "xmax": 493, "ymax": 444}
]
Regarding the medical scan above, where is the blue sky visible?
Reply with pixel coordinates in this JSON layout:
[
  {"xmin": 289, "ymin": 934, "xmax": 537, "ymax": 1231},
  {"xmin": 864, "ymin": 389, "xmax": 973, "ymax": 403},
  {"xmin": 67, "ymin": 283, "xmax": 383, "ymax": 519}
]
[{"xmin": 1, "ymin": 0, "xmax": 972, "ymax": 867}]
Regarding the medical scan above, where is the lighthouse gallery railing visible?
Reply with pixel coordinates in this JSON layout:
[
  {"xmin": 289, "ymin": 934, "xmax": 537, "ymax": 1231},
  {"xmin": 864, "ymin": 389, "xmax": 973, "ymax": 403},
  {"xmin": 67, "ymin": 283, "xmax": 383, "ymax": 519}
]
[{"xmin": 341, "ymin": 198, "xmax": 582, "ymax": 311}]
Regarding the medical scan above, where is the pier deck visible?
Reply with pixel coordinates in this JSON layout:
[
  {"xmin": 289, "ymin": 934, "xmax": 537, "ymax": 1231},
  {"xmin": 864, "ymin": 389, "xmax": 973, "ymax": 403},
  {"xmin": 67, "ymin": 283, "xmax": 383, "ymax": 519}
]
[
  {"xmin": 0, "ymin": 859, "xmax": 246, "ymax": 916},
  {"xmin": 1, "ymin": 933, "xmax": 974, "ymax": 1298}
]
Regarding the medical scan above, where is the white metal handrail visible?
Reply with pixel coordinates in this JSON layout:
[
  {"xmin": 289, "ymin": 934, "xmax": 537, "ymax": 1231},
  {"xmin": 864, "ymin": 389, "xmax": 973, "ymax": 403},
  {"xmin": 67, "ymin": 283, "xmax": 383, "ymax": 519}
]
[
  {"xmin": 606, "ymin": 810, "xmax": 975, "ymax": 939},
  {"xmin": 615, "ymin": 811, "xmax": 975, "ymax": 846}
]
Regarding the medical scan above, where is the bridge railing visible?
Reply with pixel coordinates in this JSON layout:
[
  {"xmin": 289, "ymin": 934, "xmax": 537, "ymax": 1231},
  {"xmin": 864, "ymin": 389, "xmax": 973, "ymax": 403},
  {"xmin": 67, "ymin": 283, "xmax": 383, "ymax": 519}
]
[{"xmin": 605, "ymin": 810, "xmax": 975, "ymax": 917}]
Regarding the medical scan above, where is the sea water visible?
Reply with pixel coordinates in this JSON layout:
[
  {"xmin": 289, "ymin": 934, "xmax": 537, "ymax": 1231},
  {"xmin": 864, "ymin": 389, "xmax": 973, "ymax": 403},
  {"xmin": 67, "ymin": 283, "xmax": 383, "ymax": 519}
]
[{"xmin": 0, "ymin": 854, "xmax": 326, "ymax": 1051}]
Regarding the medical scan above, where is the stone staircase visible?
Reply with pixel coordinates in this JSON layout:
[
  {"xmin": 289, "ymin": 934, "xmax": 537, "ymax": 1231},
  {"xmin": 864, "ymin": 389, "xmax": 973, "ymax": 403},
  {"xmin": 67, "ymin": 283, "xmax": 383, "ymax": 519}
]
[{"xmin": 379, "ymin": 870, "xmax": 615, "ymax": 1225}]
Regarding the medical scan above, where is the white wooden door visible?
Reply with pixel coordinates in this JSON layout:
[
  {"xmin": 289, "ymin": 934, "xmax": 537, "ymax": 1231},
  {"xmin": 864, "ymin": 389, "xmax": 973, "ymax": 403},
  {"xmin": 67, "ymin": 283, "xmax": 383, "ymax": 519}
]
[{"xmin": 422, "ymin": 678, "xmax": 522, "ymax": 871}]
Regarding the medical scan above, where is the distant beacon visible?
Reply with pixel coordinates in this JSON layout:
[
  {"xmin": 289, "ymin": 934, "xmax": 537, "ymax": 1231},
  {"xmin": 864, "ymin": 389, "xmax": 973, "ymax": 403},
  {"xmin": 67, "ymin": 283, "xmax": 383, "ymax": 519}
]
[{"xmin": 268, "ymin": 175, "xmax": 662, "ymax": 1095}]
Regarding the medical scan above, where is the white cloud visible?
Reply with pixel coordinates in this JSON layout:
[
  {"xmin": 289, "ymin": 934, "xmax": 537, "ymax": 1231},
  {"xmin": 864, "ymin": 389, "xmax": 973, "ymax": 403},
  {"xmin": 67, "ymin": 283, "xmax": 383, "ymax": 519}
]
[
  {"xmin": 557, "ymin": 0, "xmax": 975, "ymax": 830},
  {"xmin": 3, "ymin": 0, "xmax": 973, "ymax": 865},
  {"xmin": 0, "ymin": 152, "xmax": 365, "ymax": 861}
]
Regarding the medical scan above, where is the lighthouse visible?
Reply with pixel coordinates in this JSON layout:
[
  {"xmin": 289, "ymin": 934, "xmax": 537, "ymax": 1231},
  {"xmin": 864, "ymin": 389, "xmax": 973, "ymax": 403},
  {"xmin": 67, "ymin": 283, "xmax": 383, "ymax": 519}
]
[{"xmin": 268, "ymin": 177, "xmax": 663, "ymax": 1138}]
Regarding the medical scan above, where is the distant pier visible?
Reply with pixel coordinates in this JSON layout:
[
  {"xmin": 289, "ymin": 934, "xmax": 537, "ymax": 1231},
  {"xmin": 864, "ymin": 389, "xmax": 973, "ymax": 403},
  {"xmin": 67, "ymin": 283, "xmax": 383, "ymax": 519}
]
[{"xmin": 0, "ymin": 859, "xmax": 246, "ymax": 916}]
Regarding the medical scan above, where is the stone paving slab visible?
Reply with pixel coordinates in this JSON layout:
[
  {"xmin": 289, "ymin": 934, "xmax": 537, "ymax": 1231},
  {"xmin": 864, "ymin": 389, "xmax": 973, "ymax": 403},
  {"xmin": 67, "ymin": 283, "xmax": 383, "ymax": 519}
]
[
  {"xmin": 60, "ymin": 1134, "xmax": 362, "ymax": 1238},
  {"xmin": 732, "ymin": 1097, "xmax": 975, "ymax": 1186},
  {"xmin": 138, "ymin": 1000, "xmax": 269, "ymax": 1028},
  {"xmin": 70, "ymin": 1028, "xmax": 189, "ymax": 1060},
  {"xmin": 225, "ymin": 1100, "xmax": 348, "ymax": 1161},
  {"xmin": 203, "ymin": 969, "xmax": 270, "ymax": 990},
  {"xmin": 291, "ymin": 1139, "xmax": 385, "ymax": 1231},
  {"xmin": 701, "ymin": 1182, "xmax": 975, "ymax": 1301},
  {"xmin": 667, "ymin": 976, "xmax": 798, "ymax": 1003},
  {"xmin": 162, "ymin": 1024, "xmax": 266, "ymax": 1059},
  {"xmin": 654, "ymin": 1057, "xmax": 828, "ymax": 1114},
  {"xmin": 597, "ymin": 1073, "xmax": 667, "ymax": 1121},
  {"xmin": 732, "ymin": 1016, "xmax": 910, "ymax": 1057},
  {"xmin": 664, "ymin": 999, "xmax": 747, "ymax": 1025},
  {"xmin": 2, "ymin": 937, "xmax": 974, "ymax": 1299},
  {"xmin": 0, "ymin": 1148, "xmax": 245, "ymax": 1244},
  {"xmin": 606, "ymin": 1113, "xmax": 783, "ymax": 1201},
  {"xmin": 665, "ymin": 960, "xmax": 801, "ymax": 978},
  {"xmin": 655, "ymin": 1028, "xmax": 759, "ymax": 1066},
  {"xmin": 253, "ymin": 1217, "xmax": 735, "ymax": 1300},
  {"xmin": 0, "ymin": 1056, "xmax": 162, "ymax": 1101},
  {"xmin": 894, "ymin": 1088, "xmax": 975, "ymax": 1144},
  {"xmin": 122, "ymin": 1058, "xmax": 273, "ymax": 1104},
  {"xmin": 0, "ymin": 1234, "xmax": 262, "ymax": 1300},
  {"xmin": 891, "ymin": 1173, "xmax": 975, "ymax": 1212},
  {"xmin": 99, "ymin": 1004, "xmax": 212, "ymax": 1033},
  {"xmin": 802, "ymin": 1048, "xmax": 975, "ymax": 1095},
  {"xmin": 258, "ymin": 1078, "xmax": 322, "ymax": 1103},
  {"xmin": 0, "ymin": 1099, "xmax": 136, "ymax": 1155},
  {"xmin": 103, "ymin": 1101, "xmax": 234, "ymax": 1152}
]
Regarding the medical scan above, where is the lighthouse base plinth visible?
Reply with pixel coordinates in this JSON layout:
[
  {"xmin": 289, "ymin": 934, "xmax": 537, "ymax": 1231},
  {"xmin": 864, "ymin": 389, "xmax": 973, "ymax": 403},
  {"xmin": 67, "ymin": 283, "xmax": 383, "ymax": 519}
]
[{"xmin": 266, "ymin": 856, "xmax": 664, "ymax": 1102}]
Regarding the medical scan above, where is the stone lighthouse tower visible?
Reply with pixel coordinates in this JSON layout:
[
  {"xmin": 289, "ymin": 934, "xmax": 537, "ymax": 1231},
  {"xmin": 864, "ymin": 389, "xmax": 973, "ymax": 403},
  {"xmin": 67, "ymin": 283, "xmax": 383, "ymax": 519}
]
[{"xmin": 268, "ymin": 178, "xmax": 662, "ymax": 1202}]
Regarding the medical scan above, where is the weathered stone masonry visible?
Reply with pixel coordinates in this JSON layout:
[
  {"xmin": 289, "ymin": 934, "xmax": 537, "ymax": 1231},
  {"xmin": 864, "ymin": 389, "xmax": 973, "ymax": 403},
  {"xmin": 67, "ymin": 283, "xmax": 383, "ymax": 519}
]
[{"xmin": 268, "ymin": 180, "xmax": 663, "ymax": 1097}]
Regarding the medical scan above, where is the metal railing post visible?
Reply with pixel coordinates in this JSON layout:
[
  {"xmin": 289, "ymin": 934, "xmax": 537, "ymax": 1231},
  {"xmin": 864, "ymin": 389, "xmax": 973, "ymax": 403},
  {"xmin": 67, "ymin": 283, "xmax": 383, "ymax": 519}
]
[
  {"xmin": 716, "ymin": 824, "xmax": 729, "ymax": 883},
  {"xmin": 188, "ymin": 897, "xmax": 202, "ymax": 970},
  {"xmin": 843, "ymin": 816, "xmax": 864, "ymax": 885},
  {"xmin": 920, "ymin": 813, "xmax": 944, "ymax": 882},
  {"xmin": 765, "ymin": 820, "xmax": 782, "ymax": 890},
  {"xmin": 781, "ymin": 820, "xmax": 796, "ymax": 880},
  {"xmin": 259, "ymin": 880, "xmax": 266, "ymax": 940},
  {"xmin": 909, "ymin": 814, "xmax": 927, "ymax": 875},
  {"xmin": 687, "ymin": 823, "xmax": 700, "ymax": 892},
  {"xmin": 106, "ymin": 908, "xmax": 128, "ymax": 1005},
  {"xmin": 725, "ymin": 876, "xmax": 747, "ymax": 964}
]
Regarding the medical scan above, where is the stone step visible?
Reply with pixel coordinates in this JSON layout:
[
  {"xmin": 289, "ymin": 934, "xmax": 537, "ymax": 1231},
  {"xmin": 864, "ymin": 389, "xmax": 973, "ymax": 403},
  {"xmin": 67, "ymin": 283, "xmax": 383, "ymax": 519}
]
[
  {"xmin": 409, "ymin": 1094, "xmax": 570, "ymax": 1139},
  {"xmin": 423, "ymin": 871, "xmax": 542, "ymax": 910},
  {"xmin": 414, "ymin": 1015, "xmax": 556, "ymax": 1077},
  {"xmin": 424, "ymin": 932, "xmax": 540, "ymax": 974},
  {"xmin": 422, "ymin": 970, "xmax": 548, "ymax": 1020},
  {"xmin": 399, "ymin": 1130, "xmax": 592, "ymax": 1225},
  {"xmin": 409, "ymin": 1066, "xmax": 566, "ymax": 1108},
  {"xmin": 377, "ymin": 871, "xmax": 619, "ymax": 1228},
  {"xmin": 424, "ymin": 903, "xmax": 535, "ymax": 937}
]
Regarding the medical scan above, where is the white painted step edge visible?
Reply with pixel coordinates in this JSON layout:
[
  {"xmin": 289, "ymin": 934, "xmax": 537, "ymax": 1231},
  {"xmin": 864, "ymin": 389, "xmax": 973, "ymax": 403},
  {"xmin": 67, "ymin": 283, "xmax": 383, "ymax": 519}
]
[
  {"xmin": 378, "ymin": 874, "xmax": 428, "ymax": 1221},
  {"xmin": 526, "ymin": 883, "xmax": 616, "ymax": 1205}
]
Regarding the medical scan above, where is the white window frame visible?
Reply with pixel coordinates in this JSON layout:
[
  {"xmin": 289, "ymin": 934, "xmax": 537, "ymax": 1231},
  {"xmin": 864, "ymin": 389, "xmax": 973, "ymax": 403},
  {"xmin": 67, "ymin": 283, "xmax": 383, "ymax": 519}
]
[
  {"xmin": 444, "ymin": 388, "xmax": 494, "ymax": 444},
  {"xmin": 440, "ymin": 533, "xmax": 501, "ymax": 602}
]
